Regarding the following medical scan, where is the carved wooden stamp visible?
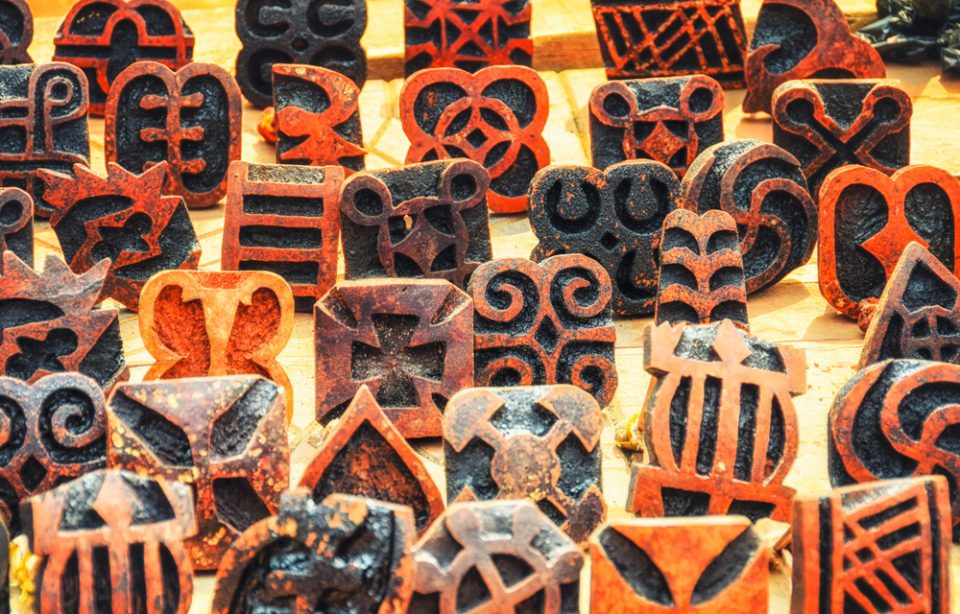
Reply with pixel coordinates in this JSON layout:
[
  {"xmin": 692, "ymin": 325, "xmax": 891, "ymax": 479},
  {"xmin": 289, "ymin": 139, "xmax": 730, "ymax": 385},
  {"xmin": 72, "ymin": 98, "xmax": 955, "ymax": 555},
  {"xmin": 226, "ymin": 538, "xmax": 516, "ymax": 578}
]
[
  {"xmin": 819, "ymin": 165, "xmax": 960, "ymax": 319},
  {"xmin": 744, "ymin": 0, "xmax": 886, "ymax": 114},
  {"xmin": 655, "ymin": 209, "xmax": 749, "ymax": 329},
  {"xmin": 400, "ymin": 66, "xmax": 549, "ymax": 214},
  {"xmin": 223, "ymin": 161, "xmax": 344, "ymax": 312},
  {"xmin": 628, "ymin": 319, "xmax": 805, "ymax": 521},
  {"xmin": 0, "ymin": 0, "xmax": 31, "ymax": 65},
  {"xmin": 235, "ymin": 0, "xmax": 367, "ymax": 108},
  {"xmin": 138, "ymin": 270, "xmax": 295, "ymax": 419},
  {"xmin": 105, "ymin": 61, "xmax": 242, "ymax": 209},
  {"xmin": 404, "ymin": 0, "xmax": 532, "ymax": 75},
  {"xmin": 528, "ymin": 161, "xmax": 680, "ymax": 316},
  {"xmin": 469, "ymin": 255, "xmax": 618, "ymax": 407},
  {"xmin": 298, "ymin": 386, "xmax": 444, "ymax": 534},
  {"xmin": 0, "ymin": 253, "xmax": 126, "ymax": 389},
  {"xmin": 0, "ymin": 373, "xmax": 105, "ymax": 534},
  {"xmin": 52, "ymin": 0, "xmax": 194, "ymax": 115},
  {"xmin": 589, "ymin": 0, "xmax": 747, "ymax": 85},
  {"xmin": 444, "ymin": 385, "xmax": 605, "ymax": 544},
  {"xmin": 829, "ymin": 358, "xmax": 960, "ymax": 540},
  {"xmin": 22, "ymin": 469, "xmax": 197, "ymax": 614},
  {"xmin": 411, "ymin": 500, "xmax": 582, "ymax": 613},
  {"xmin": 315, "ymin": 279, "xmax": 473, "ymax": 439},
  {"xmin": 41, "ymin": 162, "xmax": 201, "ymax": 312},
  {"xmin": 772, "ymin": 79, "xmax": 912, "ymax": 197},
  {"xmin": 0, "ymin": 187, "xmax": 32, "ymax": 266},
  {"xmin": 340, "ymin": 159, "xmax": 492, "ymax": 288},
  {"xmin": 860, "ymin": 243, "xmax": 960, "ymax": 367},
  {"xmin": 679, "ymin": 139, "xmax": 817, "ymax": 294},
  {"xmin": 791, "ymin": 477, "xmax": 951, "ymax": 613},
  {"xmin": 590, "ymin": 517, "xmax": 768, "ymax": 612},
  {"xmin": 107, "ymin": 376, "xmax": 289, "ymax": 571},
  {"xmin": 0, "ymin": 63, "xmax": 90, "ymax": 219},
  {"xmin": 588, "ymin": 76, "xmax": 724, "ymax": 176},
  {"xmin": 273, "ymin": 64, "xmax": 365, "ymax": 172},
  {"xmin": 212, "ymin": 490, "xmax": 415, "ymax": 614}
]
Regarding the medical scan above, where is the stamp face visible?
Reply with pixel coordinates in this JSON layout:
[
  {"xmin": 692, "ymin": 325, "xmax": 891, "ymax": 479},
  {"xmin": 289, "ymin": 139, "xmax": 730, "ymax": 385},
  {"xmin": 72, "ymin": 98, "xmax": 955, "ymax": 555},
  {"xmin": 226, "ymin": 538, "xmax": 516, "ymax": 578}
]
[
  {"xmin": 528, "ymin": 161, "xmax": 680, "ymax": 316},
  {"xmin": 588, "ymin": 76, "xmax": 724, "ymax": 176},
  {"xmin": 400, "ymin": 66, "xmax": 550, "ymax": 214},
  {"xmin": 105, "ymin": 62, "xmax": 242, "ymax": 208},
  {"xmin": 107, "ymin": 376, "xmax": 289, "ymax": 570}
]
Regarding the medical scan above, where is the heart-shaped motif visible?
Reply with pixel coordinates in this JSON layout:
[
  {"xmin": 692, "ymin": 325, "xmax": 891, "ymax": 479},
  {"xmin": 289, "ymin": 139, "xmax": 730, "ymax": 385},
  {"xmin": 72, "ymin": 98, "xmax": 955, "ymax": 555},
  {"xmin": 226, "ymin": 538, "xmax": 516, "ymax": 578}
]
[
  {"xmin": 400, "ymin": 65, "xmax": 550, "ymax": 214},
  {"xmin": 819, "ymin": 164, "xmax": 960, "ymax": 319}
]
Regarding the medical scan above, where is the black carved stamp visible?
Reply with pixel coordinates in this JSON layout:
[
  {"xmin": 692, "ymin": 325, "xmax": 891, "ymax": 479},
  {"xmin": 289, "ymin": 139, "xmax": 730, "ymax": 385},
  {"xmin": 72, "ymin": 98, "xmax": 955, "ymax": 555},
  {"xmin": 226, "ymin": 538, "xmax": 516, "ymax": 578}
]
[
  {"xmin": 772, "ymin": 79, "xmax": 912, "ymax": 197},
  {"xmin": 528, "ymin": 160, "xmax": 680, "ymax": 316},
  {"xmin": 0, "ymin": 63, "xmax": 90, "ymax": 219},
  {"xmin": 235, "ymin": 0, "xmax": 368, "ymax": 108},
  {"xmin": 0, "ymin": 187, "xmax": 31, "ymax": 266},
  {"xmin": 589, "ymin": 75, "xmax": 724, "ymax": 176},
  {"xmin": 0, "ymin": 0, "xmax": 31, "ymax": 65},
  {"xmin": 340, "ymin": 159, "xmax": 493, "ymax": 289},
  {"xmin": 679, "ymin": 139, "xmax": 817, "ymax": 294},
  {"xmin": 444, "ymin": 385, "xmax": 606, "ymax": 544}
]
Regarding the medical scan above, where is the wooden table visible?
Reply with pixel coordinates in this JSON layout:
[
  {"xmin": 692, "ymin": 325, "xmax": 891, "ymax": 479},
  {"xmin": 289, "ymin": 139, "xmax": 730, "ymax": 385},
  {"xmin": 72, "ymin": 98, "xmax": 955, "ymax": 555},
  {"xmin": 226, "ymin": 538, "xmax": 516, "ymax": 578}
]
[{"xmin": 19, "ymin": 0, "xmax": 960, "ymax": 611}]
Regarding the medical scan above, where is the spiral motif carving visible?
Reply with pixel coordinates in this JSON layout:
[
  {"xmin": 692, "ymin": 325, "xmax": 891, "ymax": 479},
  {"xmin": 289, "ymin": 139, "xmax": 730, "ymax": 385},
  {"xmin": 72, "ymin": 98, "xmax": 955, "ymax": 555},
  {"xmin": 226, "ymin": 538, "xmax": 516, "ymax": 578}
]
[
  {"xmin": 469, "ymin": 254, "xmax": 618, "ymax": 407},
  {"xmin": 0, "ymin": 373, "xmax": 106, "ymax": 533},
  {"xmin": 679, "ymin": 139, "xmax": 816, "ymax": 294}
]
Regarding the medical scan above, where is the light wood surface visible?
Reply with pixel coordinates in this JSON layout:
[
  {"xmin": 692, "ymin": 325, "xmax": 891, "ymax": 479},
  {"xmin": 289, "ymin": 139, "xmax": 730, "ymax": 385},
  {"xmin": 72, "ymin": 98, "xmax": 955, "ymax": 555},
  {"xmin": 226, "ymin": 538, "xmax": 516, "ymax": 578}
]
[{"xmin": 15, "ymin": 0, "xmax": 960, "ymax": 612}]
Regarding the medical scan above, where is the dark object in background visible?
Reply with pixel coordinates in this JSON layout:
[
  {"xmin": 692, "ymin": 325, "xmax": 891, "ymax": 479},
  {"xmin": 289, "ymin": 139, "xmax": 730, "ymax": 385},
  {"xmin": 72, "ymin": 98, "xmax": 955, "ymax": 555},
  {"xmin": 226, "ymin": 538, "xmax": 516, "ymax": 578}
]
[
  {"xmin": 818, "ymin": 164, "xmax": 960, "ymax": 319},
  {"xmin": 0, "ymin": 253, "xmax": 127, "ymax": 390},
  {"xmin": 860, "ymin": 242, "xmax": 960, "ymax": 367},
  {"xmin": 105, "ymin": 61, "xmax": 242, "ymax": 209},
  {"xmin": 444, "ymin": 385, "xmax": 606, "ymax": 544},
  {"xmin": 628, "ymin": 319, "xmax": 805, "ymax": 522},
  {"xmin": 21, "ymin": 469, "xmax": 197, "ymax": 614},
  {"xmin": 528, "ymin": 161, "xmax": 680, "ymax": 317},
  {"xmin": 588, "ymin": 75, "xmax": 724, "ymax": 176},
  {"xmin": 0, "ymin": 0, "xmax": 31, "ymax": 64},
  {"xmin": 0, "ymin": 63, "xmax": 89, "ymax": 219},
  {"xmin": 679, "ymin": 140, "xmax": 817, "ymax": 294},
  {"xmin": 829, "ymin": 358, "xmax": 960, "ymax": 540},
  {"xmin": 298, "ymin": 386, "xmax": 445, "ymax": 534},
  {"xmin": 411, "ymin": 500, "xmax": 583, "ymax": 613},
  {"xmin": 107, "ymin": 376, "xmax": 289, "ymax": 571},
  {"xmin": 469, "ymin": 255, "xmax": 618, "ymax": 408},
  {"xmin": 53, "ymin": 0, "xmax": 194, "ymax": 116},
  {"xmin": 773, "ymin": 79, "xmax": 912, "ymax": 197},
  {"xmin": 138, "ymin": 270, "xmax": 295, "ymax": 420},
  {"xmin": 0, "ymin": 187, "xmax": 32, "ymax": 266},
  {"xmin": 590, "ymin": 517, "xmax": 769, "ymax": 612},
  {"xmin": 222, "ymin": 161, "xmax": 344, "ymax": 312},
  {"xmin": 315, "ymin": 279, "xmax": 473, "ymax": 439},
  {"xmin": 655, "ymin": 209, "xmax": 749, "ymax": 330},
  {"xmin": 340, "ymin": 159, "xmax": 492, "ymax": 288},
  {"xmin": 273, "ymin": 64, "xmax": 365, "ymax": 171},
  {"xmin": 0, "ymin": 373, "xmax": 105, "ymax": 535},
  {"xmin": 404, "ymin": 0, "xmax": 532, "ymax": 75},
  {"xmin": 41, "ymin": 162, "xmax": 201, "ymax": 311},
  {"xmin": 211, "ymin": 490, "xmax": 415, "ymax": 614},
  {"xmin": 400, "ymin": 66, "xmax": 550, "ymax": 214},
  {"xmin": 588, "ymin": 0, "xmax": 747, "ymax": 85},
  {"xmin": 744, "ymin": 0, "xmax": 886, "ymax": 114},
  {"xmin": 859, "ymin": 0, "xmax": 960, "ymax": 76},
  {"xmin": 791, "ymin": 477, "xmax": 951, "ymax": 612},
  {"xmin": 235, "ymin": 0, "xmax": 368, "ymax": 108}
]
